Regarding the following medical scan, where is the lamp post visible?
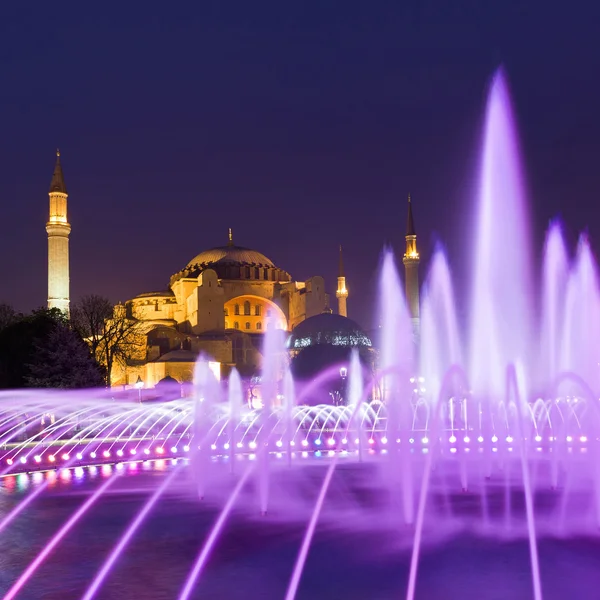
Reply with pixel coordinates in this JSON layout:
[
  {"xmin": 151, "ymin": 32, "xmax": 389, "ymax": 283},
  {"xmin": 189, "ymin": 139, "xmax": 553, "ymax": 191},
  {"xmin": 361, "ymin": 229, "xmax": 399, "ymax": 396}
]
[{"xmin": 135, "ymin": 376, "xmax": 143, "ymax": 403}]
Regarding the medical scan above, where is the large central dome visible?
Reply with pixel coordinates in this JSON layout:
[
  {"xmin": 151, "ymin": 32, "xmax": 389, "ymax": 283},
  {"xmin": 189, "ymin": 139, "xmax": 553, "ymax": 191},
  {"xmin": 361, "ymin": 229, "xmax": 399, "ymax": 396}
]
[
  {"xmin": 170, "ymin": 240, "xmax": 291, "ymax": 284},
  {"xmin": 186, "ymin": 245, "xmax": 275, "ymax": 269}
]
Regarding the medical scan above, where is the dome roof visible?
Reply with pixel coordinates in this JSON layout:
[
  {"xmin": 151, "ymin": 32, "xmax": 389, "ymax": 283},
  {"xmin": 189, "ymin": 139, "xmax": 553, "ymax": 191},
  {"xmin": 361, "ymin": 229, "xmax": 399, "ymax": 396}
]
[
  {"xmin": 186, "ymin": 245, "xmax": 275, "ymax": 269},
  {"xmin": 287, "ymin": 313, "xmax": 372, "ymax": 350}
]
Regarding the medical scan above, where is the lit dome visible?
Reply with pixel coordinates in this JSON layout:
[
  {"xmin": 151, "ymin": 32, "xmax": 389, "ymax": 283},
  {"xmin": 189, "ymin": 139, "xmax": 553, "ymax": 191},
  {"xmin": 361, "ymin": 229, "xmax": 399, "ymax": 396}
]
[
  {"xmin": 186, "ymin": 245, "xmax": 275, "ymax": 269},
  {"xmin": 287, "ymin": 313, "xmax": 372, "ymax": 350},
  {"xmin": 170, "ymin": 243, "xmax": 291, "ymax": 284}
]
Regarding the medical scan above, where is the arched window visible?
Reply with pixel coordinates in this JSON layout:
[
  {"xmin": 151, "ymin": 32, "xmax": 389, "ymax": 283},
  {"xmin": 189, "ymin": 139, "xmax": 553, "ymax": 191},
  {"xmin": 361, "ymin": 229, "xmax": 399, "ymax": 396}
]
[
  {"xmin": 245, "ymin": 322, "xmax": 251, "ymax": 330},
  {"xmin": 254, "ymin": 305, "xmax": 261, "ymax": 316},
  {"xmin": 224, "ymin": 308, "xmax": 229, "ymax": 317},
  {"xmin": 225, "ymin": 320, "xmax": 229, "ymax": 329},
  {"xmin": 234, "ymin": 304, "xmax": 240, "ymax": 316},
  {"xmin": 256, "ymin": 322, "xmax": 262, "ymax": 331},
  {"xmin": 244, "ymin": 301, "xmax": 251, "ymax": 316},
  {"xmin": 234, "ymin": 321, "xmax": 239, "ymax": 330}
]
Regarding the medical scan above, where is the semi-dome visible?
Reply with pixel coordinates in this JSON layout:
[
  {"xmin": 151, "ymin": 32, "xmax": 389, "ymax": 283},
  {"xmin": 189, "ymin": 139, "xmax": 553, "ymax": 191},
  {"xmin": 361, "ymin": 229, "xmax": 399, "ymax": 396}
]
[
  {"xmin": 287, "ymin": 313, "xmax": 372, "ymax": 350},
  {"xmin": 186, "ymin": 245, "xmax": 275, "ymax": 269}
]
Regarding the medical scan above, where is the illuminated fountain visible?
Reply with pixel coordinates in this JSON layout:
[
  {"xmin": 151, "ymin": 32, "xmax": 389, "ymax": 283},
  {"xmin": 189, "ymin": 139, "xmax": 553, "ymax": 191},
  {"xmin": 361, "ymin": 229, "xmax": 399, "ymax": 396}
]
[{"xmin": 2, "ymin": 69, "xmax": 600, "ymax": 599}]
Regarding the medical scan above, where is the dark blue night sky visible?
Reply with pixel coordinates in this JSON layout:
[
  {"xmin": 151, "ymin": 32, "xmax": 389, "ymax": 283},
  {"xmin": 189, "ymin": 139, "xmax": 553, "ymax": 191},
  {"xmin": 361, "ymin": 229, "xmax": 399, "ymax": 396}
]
[{"xmin": 2, "ymin": 1, "xmax": 599, "ymax": 327}]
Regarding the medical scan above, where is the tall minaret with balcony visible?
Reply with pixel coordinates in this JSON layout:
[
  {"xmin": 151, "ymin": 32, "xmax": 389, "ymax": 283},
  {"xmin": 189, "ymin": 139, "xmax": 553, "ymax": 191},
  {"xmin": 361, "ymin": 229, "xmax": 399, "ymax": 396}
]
[
  {"xmin": 46, "ymin": 150, "xmax": 71, "ymax": 314},
  {"xmin": 336, "ymin": 245, "xmax": 348, "ymax": 317},
  {"xmin": 402, "ymin": 194, "xmax": 420, "ymax": 327}
]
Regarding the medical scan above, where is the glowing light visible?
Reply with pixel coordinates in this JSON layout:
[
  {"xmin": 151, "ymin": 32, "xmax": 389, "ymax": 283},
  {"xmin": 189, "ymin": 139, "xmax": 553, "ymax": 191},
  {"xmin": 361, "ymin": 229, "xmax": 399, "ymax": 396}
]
[
  {"xmin": 421, "ymin": 437, "xmax": 429, "ymax": 444},
  {"xmin": 90, "ymin": 452, "xmax": 97, "ymax": 459},
  {"xmin": 301, "ymin": 440, "xmax": 308, "ymax": 447},
  {"xmin": 76, "ymin": 453, "xmax": 83, "ymax": 460},
  {"xmin": 249, "ymin": 441, "xmax": 257, "ymax": 450},
  {"xmin": 477, "ymin": 436, "xmax": 484, "ymax": 443},
  {"xmin": 103, "ymin": 450, "xmax": 110, "ymax": 458},
  {"xmin": 171, "ymin": 447, "xmax": 178, "ymax": 453},
  {"xmin": 381, "ymin": 437, "xmax": 388, "ymax": 444},
  {"xmin": 302, "ymin": 451, "xmax": 308, "ymax": 458},
  {"xmin": 223, "ymin": 443, "xmax": 229, "ymax": 451},
  {"xmin": 580, "ymin": 435, "xmax": 588, "ymax": 443},
  {"xmin": 368, "ymin": 438, "xmax": 375, "ymax": 445},
  {"xmin": 20, "ymin": 456, "xmax": 27, "ymax": 464},
  {"xmin": 130, "ymin": 449, "xmax": 137, "ymax": 455},
  {"xmin": 315, "ymin": 450, "xmax": 322, "ymax": 457},
  {"xmin": 566, "ymin": 436, "xmax": 573, "ymax": 443},
  {"xmin": 341, "ymin": 438, "xmax": 348, "ymax": 444},
  {"xmin": 116, "ymin": 450, "xmax": 124, "ymax": 457},
  {"xmin": 183, "ymin": 445, "xmax": 190, "ymax": 452},
  {"xmin": 143, "ymin": 448, "xmax": 150, "ymax": 455},
  {"xmin": 49, "ymin": 455, "xmax": 55, "ymax": 463},
  {"xmin": 275, "ymin": 440, "xmax": 283, "ymax": 448},
  {"xmin": 34, "ymin": 455, "xmax": 42, "ymax": 463},
  {"xmin": 450, "ymin": 448, "xmax": 457, "ymax": 454},
  {"xmin": 535, "ymin": 435, "xmax": 542, "ymax": 442},
  {"xmin": 449, "ymin": 435, "xmax": 457, "ymax": 443},
  {"xmin": 464, "ymin": 436, "xmax": 470, "ymax": 443},
  {"xmin": 6, "ymin": 458, "xmax": 13, "ymax": 466},
  {"xmin": 236, "ymin": 442, "xmax": 243, "ymax": 449},
  {"xmin": 61, "ymin": 453, "xmax": 69, "ymax": 461},
  {"xmin": 156, "ymin": 447, "xmax": 164, "ymax": 455},
  {"xmin": 327, "ymin": 438, "xmax": 335, "ymax": 446},
  {"xmin": 491, "ymin": 435, "xmax": 498, "ymax": 443},
  {"xmin": 354, "ymin": 438, "xmax": 360, "ymax": 444},
  {"xmin": 314, "ymin": 439, "xmax": 322, "ymax": 446},
  {"xmin": 290, "ymin": 441, "xmax": 295, "ymax": 447},
  {"xmin": 506, "ymin": 436, "xmax": 513, "ymax": 443}
]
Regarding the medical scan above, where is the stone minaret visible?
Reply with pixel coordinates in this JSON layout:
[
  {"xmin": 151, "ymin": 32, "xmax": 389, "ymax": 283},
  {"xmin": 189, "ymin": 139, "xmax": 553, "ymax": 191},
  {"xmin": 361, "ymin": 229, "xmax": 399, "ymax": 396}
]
[
  {"xmin": 402, "ymin": 194, "xmax": 420, "ymax": 326},
  {"xmin": 46, "ymin": 149, "xmax": 71, "ymax": 315},
  {"xmin": 336, "ymin": 244, "xmax": 348, "ymax": 317}
]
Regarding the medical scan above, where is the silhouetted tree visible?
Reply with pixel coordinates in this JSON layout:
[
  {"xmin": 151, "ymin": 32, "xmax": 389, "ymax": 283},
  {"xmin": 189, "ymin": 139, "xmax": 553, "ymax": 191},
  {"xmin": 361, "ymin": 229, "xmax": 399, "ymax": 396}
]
[
  {"xmin": 0, "ymin": 308, "xmax": 69, "ymax": 388},
  {"xmin": 26, "ymin": 325, "xmax": 105, "ymax": 388},
  {"xmin": 0, "ymin": 303, "xmax": 19, "ymax": 331}
]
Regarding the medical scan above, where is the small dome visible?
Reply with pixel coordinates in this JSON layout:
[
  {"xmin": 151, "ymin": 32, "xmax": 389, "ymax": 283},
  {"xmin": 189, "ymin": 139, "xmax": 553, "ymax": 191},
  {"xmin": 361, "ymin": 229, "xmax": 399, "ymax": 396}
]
[
  {"xmin": 156, "ymin": 375, "xmax": 179, "ymax": 386},
  {"xmin": 134, "ymin": 290, "xmax": 174, "ymax": 299},
  {"xmin": 186, "ymin": 245, "xmax": 275, "ymax": 269},
  {"xmin": 287, "ymin": 313, "xmax": 372, "ymax": 350}
]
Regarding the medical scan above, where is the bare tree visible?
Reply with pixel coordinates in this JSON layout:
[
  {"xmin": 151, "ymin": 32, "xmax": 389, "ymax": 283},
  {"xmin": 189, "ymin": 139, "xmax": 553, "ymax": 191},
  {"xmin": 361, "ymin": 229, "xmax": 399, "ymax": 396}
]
[
  {"xmin": 71, "ymin": 295, "xmax": 113, "ymax": 357},
  {"xmin": 72, "ymin": 295, "xmax": 145, "ymax": 385}
]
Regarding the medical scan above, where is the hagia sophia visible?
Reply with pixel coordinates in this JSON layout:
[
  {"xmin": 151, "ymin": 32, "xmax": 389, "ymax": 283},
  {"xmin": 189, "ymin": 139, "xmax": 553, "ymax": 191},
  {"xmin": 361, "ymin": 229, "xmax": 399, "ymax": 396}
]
[{"xmin": 46, "ymin": 151, "xmax": 420, "ymax": 389}]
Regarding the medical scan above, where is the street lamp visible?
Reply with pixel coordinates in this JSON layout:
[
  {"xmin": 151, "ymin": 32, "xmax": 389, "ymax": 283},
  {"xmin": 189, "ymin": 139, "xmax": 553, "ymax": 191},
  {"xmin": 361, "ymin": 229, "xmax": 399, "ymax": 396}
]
[{"xmin": 135, "ymin": 376, "xmax": 143, "ymax": 403}]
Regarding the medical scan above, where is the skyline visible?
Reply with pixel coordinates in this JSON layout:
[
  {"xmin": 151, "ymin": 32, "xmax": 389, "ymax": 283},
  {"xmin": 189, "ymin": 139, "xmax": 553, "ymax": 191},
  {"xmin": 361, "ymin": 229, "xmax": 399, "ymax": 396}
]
[{"xmin": 2, "ymin": 2, "xmax": 600, "ymax": 327}]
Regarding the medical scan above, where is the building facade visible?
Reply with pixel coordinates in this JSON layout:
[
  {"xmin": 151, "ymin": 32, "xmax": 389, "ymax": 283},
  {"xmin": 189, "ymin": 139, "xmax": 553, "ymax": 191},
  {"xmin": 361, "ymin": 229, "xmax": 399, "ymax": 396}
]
[{"xmin": 112, "ymin": 231, "xmax": 328, "ymax": 387}]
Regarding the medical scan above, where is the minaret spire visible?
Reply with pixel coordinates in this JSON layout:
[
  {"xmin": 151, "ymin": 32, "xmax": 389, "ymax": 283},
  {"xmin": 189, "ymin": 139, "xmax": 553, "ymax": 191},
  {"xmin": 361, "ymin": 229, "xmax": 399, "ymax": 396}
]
[
  {"xmin": 49, "ymin": 149, "xmax": 67, "ymax": 194},
  {"xmin": 228, "ymin": 227, "xmax": 233, "ymax": 246},
  {"xmin": 47, "ymin": 150, "xmax": 71, "ymax": 314},
  {"xmin": 403, "ymin": 193, "xmax": 420, "ymax": 328},
  {"xmin": 336, "ymin": 244, "xmax": 348, "ymax": 317}
]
